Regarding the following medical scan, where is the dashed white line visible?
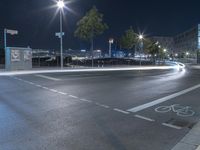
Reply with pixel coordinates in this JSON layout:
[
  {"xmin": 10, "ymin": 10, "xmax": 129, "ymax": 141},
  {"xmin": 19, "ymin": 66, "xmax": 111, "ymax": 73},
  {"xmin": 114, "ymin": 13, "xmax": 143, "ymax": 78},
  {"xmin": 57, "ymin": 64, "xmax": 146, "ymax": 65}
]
[
  {"xmin": 50, "ymin": 89, "xmax": 58, "ymax": 93},
  {"xmin": 79, "ymin": 98, "xmax": 92, "ymax": 103},
  {"xmin": 28, "ymin": 82, "xmax": 34, "ymax": 85},
  {"xmin": 42, "ymin": 87, "xmax": 49, "ymax": 90},
  {"xmin": 134, "ymin": 115, "xmax": 155, "ymax": 122},
  {"xmin": 57, "ymin": 91, "xmax": 67, "ymax": 95},
  {"xmin": 35, "ymin": 74, "xmax": 61, "ymax": 81},
  {"xmin": 95, "ymin": 103, "xmax": 110, "ymax": 109},
  {"xmin": 69, "ymin": 95, "xmax": 79, "ymax": 99},
  {"xmin": 113, "ymin": 108, "xmax": 130, "ymax": 114},
  {"xmin": 162, "ymin": 123, "xmax": 182, "ymax": 130},
  {"xmin": 35, "ymin": 84, "xmax": 42, "ymax": 88}
]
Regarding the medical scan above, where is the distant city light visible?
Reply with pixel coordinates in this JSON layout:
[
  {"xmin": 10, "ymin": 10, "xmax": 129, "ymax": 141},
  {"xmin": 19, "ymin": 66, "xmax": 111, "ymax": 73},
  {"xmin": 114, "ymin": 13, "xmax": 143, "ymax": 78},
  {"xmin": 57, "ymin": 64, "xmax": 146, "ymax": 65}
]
[
  {"xmin": 186, "ymin": 52, "xmax": 190, "ymax": 56},
  {"xmin": 163, "ymin": 49, "xmax": 167, "ymax": 52},
  {"xmin": 81, "ymin": 49, "xmax": 86, "ymax": 52}
]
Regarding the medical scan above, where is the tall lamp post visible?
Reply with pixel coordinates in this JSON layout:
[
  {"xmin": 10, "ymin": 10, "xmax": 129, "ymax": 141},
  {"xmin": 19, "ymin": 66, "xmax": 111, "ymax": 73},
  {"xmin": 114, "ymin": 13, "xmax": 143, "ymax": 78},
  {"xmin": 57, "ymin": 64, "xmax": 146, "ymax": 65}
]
[
  {"xmin": 186, "ymin": 52, "xmax": 190, "ymax": 63},
  {"xmin": 57, "ymin": 0, "xmax": 65, "ymax": 69},
  {"xmin": 139, "ymin": 35, "xmax": 144, "ymax": 67}
]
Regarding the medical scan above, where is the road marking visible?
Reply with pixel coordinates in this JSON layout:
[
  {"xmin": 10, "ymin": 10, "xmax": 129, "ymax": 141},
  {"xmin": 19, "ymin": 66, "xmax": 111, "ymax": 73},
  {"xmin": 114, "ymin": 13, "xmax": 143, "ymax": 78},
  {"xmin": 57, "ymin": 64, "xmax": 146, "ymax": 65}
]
[
  {"xmin": 28, "ymin": 82, "xmax": 34, "ymax": 85},
  {"xmin": 35, "ymin": 74, "xmax": 61, "ymax": 81},
  {"xmin": 134, "ymin": 115, "xmax": 155, "ymax": 122},
  {"xmin": 127, "ymin": 83, "xmax": 200, "ymax": 113},
  {"xmin": 58, "ymin": 91, "xmax": 67, "ymax": 95},
  {"xmin": 114, "ymin": 108, "xmax": 130, "ymax": 114},
  {"xmin": 69, "ymin": 95, "xmax": 78, "ymax": 99},
  {"xmin": 196, "ymin": 145, "xmax": 200, "ymax": 150},
  {"xmin": 79, "ymin": 99, "xmax": 92, "ymax": 103},
  {"xmin": 162, "ymin": 123, "xmax": 182, "ymax": 130},
  {"xmin": 50, "ymin": 89, "xmax": 58, "ymax": 93},
  {"xmin": 42, "ymin": 87, "xmax": 49, "ymax": 90},
  {"xmin": 35, "ymin": 84, "xmax": 42, "ymax": 88},
  {"xmin": 95, "ymin": 103, "xmax": 110, "ymax": 109}
]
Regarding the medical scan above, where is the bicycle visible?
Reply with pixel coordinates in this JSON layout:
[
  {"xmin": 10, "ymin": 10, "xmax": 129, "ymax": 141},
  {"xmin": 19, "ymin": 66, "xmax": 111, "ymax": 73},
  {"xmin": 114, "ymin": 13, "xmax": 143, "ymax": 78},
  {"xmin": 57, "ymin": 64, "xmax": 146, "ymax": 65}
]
[{"xmin": 155, "ymin": 104, "xmax": 195, "ymax": 117}]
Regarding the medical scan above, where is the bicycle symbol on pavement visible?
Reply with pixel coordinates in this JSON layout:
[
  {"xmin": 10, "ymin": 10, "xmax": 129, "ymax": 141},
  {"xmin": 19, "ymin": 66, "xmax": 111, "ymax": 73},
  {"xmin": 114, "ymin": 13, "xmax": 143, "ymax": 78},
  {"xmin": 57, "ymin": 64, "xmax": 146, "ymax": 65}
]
[{"xmin": 155, "ymin": 104, "xmax": 195, "ymax": 117}]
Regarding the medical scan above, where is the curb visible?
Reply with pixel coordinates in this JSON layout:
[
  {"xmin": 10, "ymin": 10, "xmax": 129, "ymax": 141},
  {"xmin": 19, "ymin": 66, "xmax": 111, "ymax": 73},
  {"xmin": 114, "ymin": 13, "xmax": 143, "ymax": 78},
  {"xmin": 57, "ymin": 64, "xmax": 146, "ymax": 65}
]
[{"xmin": 171, "ymin": 121, "xmax": 200, "ymax": 150}]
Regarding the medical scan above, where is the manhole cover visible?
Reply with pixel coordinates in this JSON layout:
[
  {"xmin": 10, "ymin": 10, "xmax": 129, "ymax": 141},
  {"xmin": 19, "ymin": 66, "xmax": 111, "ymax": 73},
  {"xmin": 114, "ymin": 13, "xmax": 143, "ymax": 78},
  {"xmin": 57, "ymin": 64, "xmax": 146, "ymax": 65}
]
[{"xmin": 165, "ymin": 118, "xmax": 195, "ymax": 129}]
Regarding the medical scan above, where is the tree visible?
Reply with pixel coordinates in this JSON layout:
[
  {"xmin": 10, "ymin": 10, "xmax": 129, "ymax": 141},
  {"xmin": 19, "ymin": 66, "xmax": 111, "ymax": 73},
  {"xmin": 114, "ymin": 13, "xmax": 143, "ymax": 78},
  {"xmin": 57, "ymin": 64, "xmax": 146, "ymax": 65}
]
[
  {"xmin": 74, "ymin": 6, "xmax": 108, "ymax": 65},
  {"xmin": 145, "ymin": 40, "xmax": 161, "ymax": 64},
  {"xmin": 120, "ymin": 27, "xmax": 137, "ymax": 56}
]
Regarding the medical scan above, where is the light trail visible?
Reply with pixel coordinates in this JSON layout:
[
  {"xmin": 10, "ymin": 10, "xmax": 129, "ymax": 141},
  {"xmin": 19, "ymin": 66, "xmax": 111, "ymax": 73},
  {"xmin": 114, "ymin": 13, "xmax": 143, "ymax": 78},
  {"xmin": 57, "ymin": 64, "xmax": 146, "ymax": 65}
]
[{"xmin": 0, "ymin": 62, "xmax": 185, "ymax": 76}]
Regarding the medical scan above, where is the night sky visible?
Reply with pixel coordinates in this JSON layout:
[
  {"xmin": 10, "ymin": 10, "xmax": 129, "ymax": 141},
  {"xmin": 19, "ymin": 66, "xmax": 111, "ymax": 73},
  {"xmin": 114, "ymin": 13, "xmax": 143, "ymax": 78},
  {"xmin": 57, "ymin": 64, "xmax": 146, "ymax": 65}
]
[{"xmin": 0, "ymin": 0, "xmax": 200, "ymax": 51}]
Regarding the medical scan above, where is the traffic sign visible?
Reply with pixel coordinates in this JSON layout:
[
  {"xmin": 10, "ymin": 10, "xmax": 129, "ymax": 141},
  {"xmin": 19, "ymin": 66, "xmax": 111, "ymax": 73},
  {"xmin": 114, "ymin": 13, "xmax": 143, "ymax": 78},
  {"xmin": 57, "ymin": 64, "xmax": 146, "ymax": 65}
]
[
  {"xmin": 6, "ymin": 29, "xmax": 18, "ymax": 35},
  {"xmin": 55, "ymin": 32, "xmax": 65, "ymax": 38}
]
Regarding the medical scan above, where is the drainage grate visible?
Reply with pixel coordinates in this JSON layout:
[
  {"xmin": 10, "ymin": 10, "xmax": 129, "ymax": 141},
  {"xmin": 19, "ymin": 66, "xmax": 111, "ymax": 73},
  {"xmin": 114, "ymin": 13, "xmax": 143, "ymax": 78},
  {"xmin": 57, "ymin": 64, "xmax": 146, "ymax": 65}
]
[{"xmin": 165, "ymin": 118, "xmax": 195, "ymax": 129}]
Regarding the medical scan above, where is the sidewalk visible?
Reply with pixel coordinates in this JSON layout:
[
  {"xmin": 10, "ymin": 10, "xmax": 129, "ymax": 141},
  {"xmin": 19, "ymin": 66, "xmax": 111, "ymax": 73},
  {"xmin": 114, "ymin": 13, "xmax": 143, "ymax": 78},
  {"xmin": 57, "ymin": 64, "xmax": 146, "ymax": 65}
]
[
  {"xmin": 190, "ymin": 65, "xmax": 200, "ymax": 69},
  {"xmin": 171, "ymin": 121, "xmax": 200, "ymax": 150}
]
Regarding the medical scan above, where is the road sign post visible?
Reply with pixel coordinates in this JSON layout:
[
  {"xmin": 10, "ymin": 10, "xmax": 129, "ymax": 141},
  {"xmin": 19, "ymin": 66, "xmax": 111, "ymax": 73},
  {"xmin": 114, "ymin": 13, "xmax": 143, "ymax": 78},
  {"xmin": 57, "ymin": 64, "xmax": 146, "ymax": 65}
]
[{"xmin": 4, "ymin": 29, "xmax": 18, "ymax": 50}]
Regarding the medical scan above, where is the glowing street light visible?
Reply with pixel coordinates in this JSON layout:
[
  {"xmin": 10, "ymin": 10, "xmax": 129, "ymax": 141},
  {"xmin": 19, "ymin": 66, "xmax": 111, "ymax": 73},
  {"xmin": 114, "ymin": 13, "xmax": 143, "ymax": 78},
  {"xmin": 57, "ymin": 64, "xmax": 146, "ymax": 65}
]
[
  {"xmin": 57, "ymin": 0, "xmax": 65, "ymax": 8},
  {"xmin": 138, "ymin": 34, "xmax": 144, "ymax": 67},
  {"xmin": 186, "ymin": 52, "xmax": 190, "ymax": 56},
  {"xmin": 139, "ymin": 35, "xmax": 143, "ymax": 40},
  {"xmin": 57, "ymin": 0, "xmax": 65, "ymax": 69},
  {"xmin": 163, "ymin": 49, "xmax": 167, "ymax": 52}
]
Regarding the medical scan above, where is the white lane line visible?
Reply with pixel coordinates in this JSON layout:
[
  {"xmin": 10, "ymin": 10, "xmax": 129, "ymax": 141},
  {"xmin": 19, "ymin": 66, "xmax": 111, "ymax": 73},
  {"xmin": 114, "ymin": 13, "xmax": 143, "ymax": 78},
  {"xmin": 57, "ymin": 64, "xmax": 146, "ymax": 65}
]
[
  {"xmin": 35, "ymin": 84, "xmax": 42, "ymax": 88},
  {"xmin": 69, "ymin": 95, "xmax": 78, "ymax": 99},
  {"xmin": 50, "ymin": 89, "xmax": 58, "ymax": 93},
  {"xmin": 58, "ymin": 91, "xmax": 67, "ymax": 95},
  {"xmin": 35, "ymin": 74, "xmax": 61, "ymax": 81},
  {"xmin": 42, "ymin": 87, "xmax": 49, "ymax": 90},
  {"xmin": 95, "ymin": 103, "xmax": 110, "ymax": 109},
  {"xmin": 79, "ymin": 98, "xmax": 92, "ymax": 103},
  {"xmin": 134, "ymin": 115, "xmax": 155, "ymax": 122},
  {"xmin": 114, "ymin": 108, "xmax": 130, "ymax": 114},
  {"xmin": 127, "ymin": 83, "xmax": 200, "ymax": 113},
  {"xmin": 28, "ymin": 81, "xmax": 34, "ymax": 85},
  {"xmin": 162, "ymin": 123, "xmax": 182, "ymax": 130}
]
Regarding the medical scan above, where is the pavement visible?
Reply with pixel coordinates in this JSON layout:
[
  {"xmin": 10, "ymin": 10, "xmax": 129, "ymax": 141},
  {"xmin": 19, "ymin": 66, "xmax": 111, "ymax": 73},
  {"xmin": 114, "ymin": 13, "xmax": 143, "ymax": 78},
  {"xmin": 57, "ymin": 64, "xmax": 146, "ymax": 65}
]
[
  {"xmin": 172, "ymin": 122, "xmax": 200, "ymax": 150},
  {"xmin": 171, "ymin": 64, "xmax": 200, "ymax": 150},
  {"xmin": 0, "ymin": 65, "xmax": 200, "ymax": 150}
]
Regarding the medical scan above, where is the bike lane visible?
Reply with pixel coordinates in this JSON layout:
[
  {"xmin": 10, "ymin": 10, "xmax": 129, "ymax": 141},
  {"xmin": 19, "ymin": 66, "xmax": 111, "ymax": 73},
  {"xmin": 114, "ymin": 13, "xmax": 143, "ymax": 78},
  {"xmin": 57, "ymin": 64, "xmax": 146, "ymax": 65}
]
[{"xmin": 130, "ymin": 88, "xmax": 200, "ymax": 130}]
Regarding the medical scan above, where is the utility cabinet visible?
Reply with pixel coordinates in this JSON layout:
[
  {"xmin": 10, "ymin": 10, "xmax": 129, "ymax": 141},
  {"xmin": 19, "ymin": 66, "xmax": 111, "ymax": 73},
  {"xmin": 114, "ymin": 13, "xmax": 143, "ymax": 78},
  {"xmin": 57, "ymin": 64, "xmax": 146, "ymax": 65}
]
[{"xmin": 5, "ymin": 47, "xmax": 32, "ymax": 70}]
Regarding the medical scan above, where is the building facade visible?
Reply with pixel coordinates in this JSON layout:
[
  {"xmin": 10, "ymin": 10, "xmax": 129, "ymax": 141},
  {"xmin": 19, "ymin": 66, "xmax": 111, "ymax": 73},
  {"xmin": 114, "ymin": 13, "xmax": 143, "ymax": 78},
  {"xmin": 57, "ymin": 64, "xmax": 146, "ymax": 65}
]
[
  {"xmin": 152, "ymin": 24, "xmax": 200, "ymax": 62},
  {"xmin": 173, "ymin": 24, "xmax": 199, "ymax": 56}
]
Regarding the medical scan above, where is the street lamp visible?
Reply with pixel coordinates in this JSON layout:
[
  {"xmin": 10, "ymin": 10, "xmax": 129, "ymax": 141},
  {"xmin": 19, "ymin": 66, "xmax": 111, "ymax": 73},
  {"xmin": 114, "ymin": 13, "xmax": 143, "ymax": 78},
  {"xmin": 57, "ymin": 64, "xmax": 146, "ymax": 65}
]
[
  {"xmin": 57, "ymin": 0, "xmax": 64, "ymax": 8},
  {"xmin": 57, "ymin": 0, "xmax": 65, "ymax": 69},
  {"xmin": 138, "ymin": 34, "xmax": 144, "ymax": 67},
  {"xmin": 186, "ymin": 52, "xmax": 190, "ymax": 63}
]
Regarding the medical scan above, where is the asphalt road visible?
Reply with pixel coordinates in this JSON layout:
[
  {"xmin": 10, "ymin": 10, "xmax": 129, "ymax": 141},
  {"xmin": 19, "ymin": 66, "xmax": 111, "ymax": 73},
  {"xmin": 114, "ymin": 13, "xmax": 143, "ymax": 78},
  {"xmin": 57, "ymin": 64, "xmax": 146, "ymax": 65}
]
[{"xmin": 0, "ymin": 67, "xmax": 200, "ymax": 150}]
